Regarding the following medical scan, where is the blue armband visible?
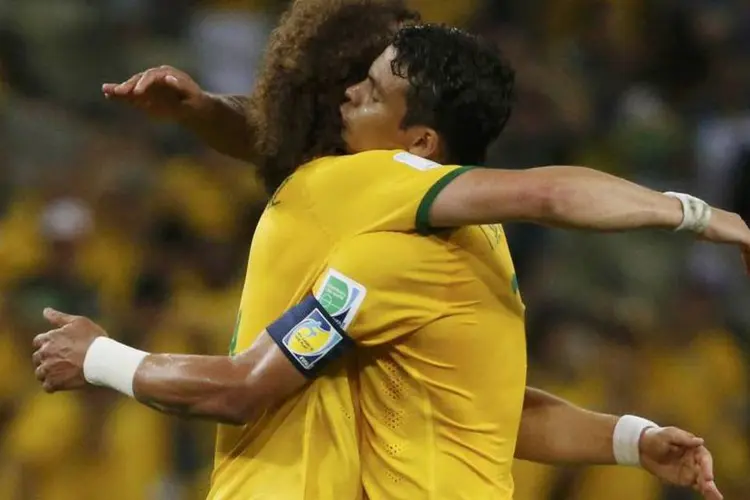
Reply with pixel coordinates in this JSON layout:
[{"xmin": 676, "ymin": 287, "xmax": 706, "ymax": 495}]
[{"xmin": 267, "ymin": 295, "xmax": 355, "ymax": 378}]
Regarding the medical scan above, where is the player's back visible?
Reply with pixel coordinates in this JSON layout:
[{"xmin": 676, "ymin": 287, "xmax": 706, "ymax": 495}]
[
  {"xmin": 336, "ymin": 229, "xmax": 528, "ymax": 499},
  {"xmin": 209, "ymin": 151, "xmax": 470, "ymax": 499},
  {"xmin": 209, "ymin": 156, "xmax": 360, "ymax": 500}
]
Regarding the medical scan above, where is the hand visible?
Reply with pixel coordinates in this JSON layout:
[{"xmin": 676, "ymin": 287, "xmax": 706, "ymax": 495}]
[
  {"xmin": 700, "ymin": 208, "xmax": 750, "ymax": 275},
  {"xmin": 640, "ymin": 427, "xmax": 723, "ymax": 500},
  {"xmin": 31, "ymin": 308, "xmax": 108, "ymax": 393},
  {"xmin": 102, "ymin": 65, "xmax": 207, "ymax": 121}
]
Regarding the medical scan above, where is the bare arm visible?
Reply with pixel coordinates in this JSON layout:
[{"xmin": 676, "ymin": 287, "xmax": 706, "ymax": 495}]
[
  {"xmin": 103, "ymin": 68, "xmax": 259, "ymax": 164},
  {"xmin": 515, "ymin": 387, "xmax": 617, "ymax": 464},
  {"xmin": 516, "ymin": 387, "xmax": 724, "ymax": 499},
  {"xmin": 432, "ymin": 166, "xmax": 683, "ymax": 230},
  {"xmin": 31, "ymin": 309, "xmax": 308, "ymax": 426},
  {"xmin": 133, "ymin": 332, "xmax": 305, "ymax": 425},
  {"xmin": 181, "ymin": 93, "xmax": 257, "ymax": 164},
  {"xmin": 431, "ymin": 167, "xmax": 750, "ymax": 266}
]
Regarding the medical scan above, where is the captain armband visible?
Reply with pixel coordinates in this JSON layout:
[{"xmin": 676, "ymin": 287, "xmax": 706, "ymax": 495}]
[{"xmin": 267, "ymin": 295, "xmax": 355, "ymax": 378}]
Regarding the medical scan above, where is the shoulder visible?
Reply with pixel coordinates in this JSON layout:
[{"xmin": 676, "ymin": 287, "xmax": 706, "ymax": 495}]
[
  {"xmin": 328, "ymin": 232, "xmax": 455, "ymax": 285},
  {"xmin": 304, "ymin": 150, "xmax": 444, "ymax": 179}
]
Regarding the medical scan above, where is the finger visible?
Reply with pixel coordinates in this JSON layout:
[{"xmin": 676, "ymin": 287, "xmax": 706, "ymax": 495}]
[
  {"xmin": 701, "ymin": 480, "xmax": 723, "ymax": 500},
  {"xmin": 163, "ymin": 74, "xmax": 184, "ymax": 90},
  {"xmin": 666, "ymin": 428, "xmax": 704, "ymax": 448},
  {"xmin": 112, "ymin": 72, "xmax": 144, "ymax": 95},
  {"xmin": 42, "ymin": 380, "xmax": 56, "ymax": 393},
  {"xmin": 32, "ymin": 332, "xmax": 49, "ymax": 350},
  {"xmin": 102, "ymin": 83, "xmax": 117, "ymax": 96},
  {"xmin": 44, "ymin": 308, "xmax": 78, "ymax": 327},
  {"xmin": 134, "ymin": 68, "xmax": 169, "ymax": 95},
  {"xmin": 697, "ymin": 448, "xmax": 715, "ymax": 481},
  {"xmin": 35, "ymin": 364, "xmax": 46, "ymax": 382},
  {"xmin": 32, "ymin": 349, "xmax": 44, "ymax": 368}
]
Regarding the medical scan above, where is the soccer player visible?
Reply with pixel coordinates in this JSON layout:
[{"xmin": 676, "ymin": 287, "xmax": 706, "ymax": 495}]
[{"xmin": 35, "ymin": 20, "xmax": 744, "ymax": 500}]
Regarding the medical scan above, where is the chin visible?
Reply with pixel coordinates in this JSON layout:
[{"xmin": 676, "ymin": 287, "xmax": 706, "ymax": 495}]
[{"xmin": 340, "ymin": 131, "xmax": 359, "ymax": 155}]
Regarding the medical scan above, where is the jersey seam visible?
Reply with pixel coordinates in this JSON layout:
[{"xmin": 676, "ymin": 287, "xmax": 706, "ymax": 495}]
[{"xmin": 415, "ymin": 166, "xmax": 475, "ymax": 235}]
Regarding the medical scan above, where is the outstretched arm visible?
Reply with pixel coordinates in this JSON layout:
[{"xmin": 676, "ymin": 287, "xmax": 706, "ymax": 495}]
[
  {"xmin": 31, "ymin": 309, "xmax": 306, "ymax": 425},
  {"xmin": 515, "ymin": 387, "xmax": 617, "ymax": 465},
  {"xmin": 181, "ymin": 93, "xmax": 256, "ymax": 163},
  {"xmin": 102, "ymin": 67, "xmax": 257, "ymax": 163},
  {"xmin": 430, "ymin": 166, "xmax": 750, "ymax": 272},
  {"xmin": 516, "ymin": 387, "xmax": 723, "ymax": 500},
  {"xmin": 131, "ymin": 332, "xmax": 303, "ymax": 424}
]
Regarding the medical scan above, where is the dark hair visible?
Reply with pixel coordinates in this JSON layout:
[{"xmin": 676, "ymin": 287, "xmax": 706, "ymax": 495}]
[
  {"xmin": 391, "ymin": 24, "xmax": 515, "ymax": 166},
  {"xmin": 250, "ymin": 0, "xmax": 419, "ymax": 191}
]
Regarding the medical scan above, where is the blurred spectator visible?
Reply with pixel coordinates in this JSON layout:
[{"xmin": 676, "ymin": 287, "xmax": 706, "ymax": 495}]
[
  {"xmin": 10, "ymin": 198, "xmax": 100, "ymax": 331},
  {"xmin": 189, "ymin": 0, "xmax": 275, "ymax": 94}
]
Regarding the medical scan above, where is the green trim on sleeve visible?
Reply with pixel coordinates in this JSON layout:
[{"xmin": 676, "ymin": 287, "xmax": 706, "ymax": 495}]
[{"xmin": 415, "ymin": 166, "xmax": 475, "ymax": 235}]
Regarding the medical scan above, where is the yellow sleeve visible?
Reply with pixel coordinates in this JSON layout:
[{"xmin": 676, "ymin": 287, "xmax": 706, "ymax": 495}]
[
  {"xmin": 312, "ymin": 232, "xmax": 448, "ymax": 346},
  {"xmin": 310, "ymin": 150, "xmax": 473, "ymax": 235}
]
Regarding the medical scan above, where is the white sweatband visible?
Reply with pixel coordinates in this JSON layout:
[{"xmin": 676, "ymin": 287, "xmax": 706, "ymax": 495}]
[
  {"xmin": 664, "ymin": 191, "xmax": 712, "ymax": 233},
  {"xmin": 83, "ymin": 337, "xmax": 149, "ymax": 398},
  {"xmin": 613, "ymin": 415, "xmax": 660, "ymax": 466}
]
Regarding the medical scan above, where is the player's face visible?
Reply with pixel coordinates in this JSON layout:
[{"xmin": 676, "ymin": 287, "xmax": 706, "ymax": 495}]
[{"xmin": 340, "ymin": 46, "xmax": 440, "ymax": 160}]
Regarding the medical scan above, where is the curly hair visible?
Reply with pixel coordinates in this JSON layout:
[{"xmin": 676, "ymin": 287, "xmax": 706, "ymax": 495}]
[
  {"xmin": 392, "ymin": 24, "xmax": 515, "ymax": 166},
  {"xmin": 249, "ymin": 0, "xmax": 419, "ymax": 191}
]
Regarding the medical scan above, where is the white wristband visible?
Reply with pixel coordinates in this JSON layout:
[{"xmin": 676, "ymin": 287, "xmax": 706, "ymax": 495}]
[
  {"xmin": 664, "ymin": 191, "xmax": 712, "ymax": 234},
  {"xmin": 83, "ymin": 337, "xmax": 149, "ymax": 398},
  {"xmin": 613, "ymin": 415, "xmax": 660, "ymax": 466}
]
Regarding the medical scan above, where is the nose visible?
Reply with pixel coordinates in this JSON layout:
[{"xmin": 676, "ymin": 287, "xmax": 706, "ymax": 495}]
[{"xmin": 344, "ymin": 83, "xmax": 360, "ymax": 105}]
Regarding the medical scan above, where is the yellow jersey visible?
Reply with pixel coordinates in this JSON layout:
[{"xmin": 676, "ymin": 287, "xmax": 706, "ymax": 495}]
[
  {"xmin": 209, "ymin": 150, "xmax": 471, "ymax": 499},
  {"xmin": 311, "ymin": 227, "xmax": 527, "ymax": 499}
]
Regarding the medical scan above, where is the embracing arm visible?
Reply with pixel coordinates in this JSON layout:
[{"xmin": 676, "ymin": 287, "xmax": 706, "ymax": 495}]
[
  {"xmin": 515, "ymin": 387, "xmax": 618, "ymax": 464},
  {"xmin": 132, "ymin": 333, "xmax": 305, "ymax": 425},
  {"xmin": 430, "ymin": 167, "xmax": 750, "ymax": 268},
  {"xmin": 181, "ymin": 93, "xmax": 257, "ymax": 164},
  {"xmin": 432, "ymin": 166, "xmax": 681, "ymax": 230},
  {"xmin": 515, "ymin": 387, "xmax": 724, "ymax": 499},
  {"xmin": 102, "ymin": 67, "xmax": 258, "ymax": 164},
  {"xmin": 31, "ymin": 309, "xmax": 307, "ymax": 426}
]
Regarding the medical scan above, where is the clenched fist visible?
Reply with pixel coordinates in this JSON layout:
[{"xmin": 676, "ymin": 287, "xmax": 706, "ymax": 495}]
[
  {"xmin": 640, "ymin": 426, "xmax": 723, "ymax": 500},
  {"xmin": 32, "ymin": 308, "xmax": 108, "ymax": 393}
]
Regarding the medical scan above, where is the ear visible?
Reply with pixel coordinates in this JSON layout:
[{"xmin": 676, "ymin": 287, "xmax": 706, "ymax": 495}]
[{"xmin": 406, "ymin": 127, "xmax": 442, "ymax": 162}]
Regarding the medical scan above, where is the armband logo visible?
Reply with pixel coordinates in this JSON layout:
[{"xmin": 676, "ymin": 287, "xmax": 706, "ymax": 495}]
[
  {"xmin": 282, "ymin": 310, "xmax": 344, "ymax": 369},
  {"xmin": 315, "ymin": 269, "xmax": 367, "ymax": 329}
]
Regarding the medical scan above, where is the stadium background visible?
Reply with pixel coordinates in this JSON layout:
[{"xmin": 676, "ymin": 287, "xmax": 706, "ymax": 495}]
[{"xmin": 0, "ymin": 0, "xmax": 748, "ymax": 499}]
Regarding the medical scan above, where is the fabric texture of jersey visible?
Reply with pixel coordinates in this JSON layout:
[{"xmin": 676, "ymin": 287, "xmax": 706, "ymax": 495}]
[
  {"xmin": 312, "ymin": 228, "xmax": 527, "ymax": 500},
  {"xmin": 208, "ymin": 150, "xmax": 468, "ymax": 500}
]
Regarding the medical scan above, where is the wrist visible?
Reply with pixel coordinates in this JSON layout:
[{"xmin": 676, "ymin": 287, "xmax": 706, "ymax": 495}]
[
  {"xmin": 613, "ymin": 415, "xmax": 660, "ymax": 466},
  {"xmin": 179, "ymin": 91, "xmax": 218, "ymax": 128},
  {"xmin": 83, "ymin": 337, "xmax": 149, "ymax": 398},
  {"xmin": 664, "ymin": 192, "xmax": 712, "ymax": 233}
]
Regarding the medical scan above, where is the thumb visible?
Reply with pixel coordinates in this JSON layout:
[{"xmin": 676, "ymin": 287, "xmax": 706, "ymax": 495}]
[{"xmin": 43, "ymin": 308, "xmax": 78, "ymax": 327}]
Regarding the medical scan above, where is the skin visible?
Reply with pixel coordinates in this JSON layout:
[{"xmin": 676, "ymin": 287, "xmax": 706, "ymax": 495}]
[
  {"xmin": 32, "ymin": 43, "xmax": 745, "ymax": 499},
  {"xmin": 340, "ymin": 47, "xmax": 750, "ymax": 267},
  {"xmin": 102, "ymin": 66, "xmax": 256, "ymax": 164},
  {"xmin": 31, "ymin": 308, "xmax": 722, "ymax": 499},
  {"xmin": 518, "ymin": 388, "xmax": 722, "ymax": 499},
  {"xmin": 101, "ymin": 59, "xmax": 750, "ymax": 268}
]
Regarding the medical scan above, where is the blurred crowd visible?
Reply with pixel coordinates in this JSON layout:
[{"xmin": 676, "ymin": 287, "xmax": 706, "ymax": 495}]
[{"xmin": 0, "ymin": 1, "xmax": 748, "ymax": 499}]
